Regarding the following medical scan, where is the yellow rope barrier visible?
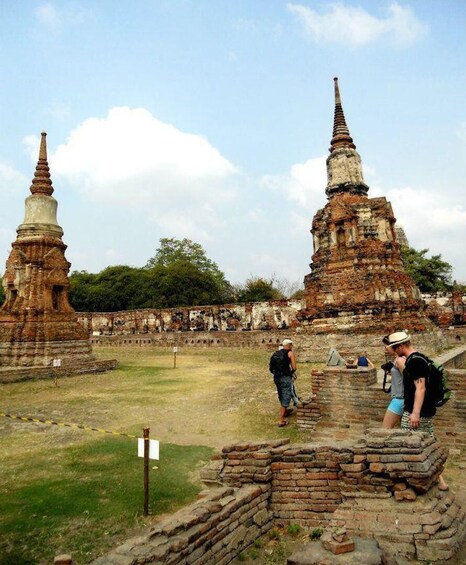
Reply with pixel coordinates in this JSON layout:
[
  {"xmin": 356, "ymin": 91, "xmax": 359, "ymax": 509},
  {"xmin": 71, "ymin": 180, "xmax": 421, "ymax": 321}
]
[{"xmin": 0, "ymin": 412, "xmax": 137, "ymax": 439}]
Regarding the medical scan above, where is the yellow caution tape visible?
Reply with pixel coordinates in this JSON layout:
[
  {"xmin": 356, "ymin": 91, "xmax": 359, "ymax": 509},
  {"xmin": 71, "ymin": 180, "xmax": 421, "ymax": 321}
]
[{"xmin": 0, "ymin": 412, "xmax": 137, "ymax": 439}]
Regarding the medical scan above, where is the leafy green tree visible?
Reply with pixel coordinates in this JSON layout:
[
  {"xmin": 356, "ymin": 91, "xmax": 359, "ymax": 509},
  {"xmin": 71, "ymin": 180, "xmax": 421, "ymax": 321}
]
[
  {"xmin": 146, "ymin": 238, "xmax": 221, "ymax": 276},
  {"xmin": 146, "ymin": 238, "xmax": 233, "ymax": 303},
  {"xmin": 235, "ymin": 277, "xmax": 285, "ymax": 303},
  {"xmin": 401, "ymin": 246, "xmax": 453, "ymax": 293},
  {"xmin": 0, "ymin": 283, "xmax": 4, "ymax": 305},
  {"xmin": 69, "ymin": 267, "xmax": 154, "ymax": 312},
  {"xmin": 156, "ymin": 261, "xmax": 226, "ymax": 307}
]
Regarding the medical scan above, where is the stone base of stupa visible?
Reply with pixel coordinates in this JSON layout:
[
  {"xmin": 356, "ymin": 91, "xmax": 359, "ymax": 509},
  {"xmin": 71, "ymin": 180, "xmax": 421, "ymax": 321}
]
[
  {"xmin": 0, "ymin": 357, "xmax": 118, "ymax": 384},
  {"xmin": 0, "ymin": 338, "xmax": 97, "ymax": 367}
]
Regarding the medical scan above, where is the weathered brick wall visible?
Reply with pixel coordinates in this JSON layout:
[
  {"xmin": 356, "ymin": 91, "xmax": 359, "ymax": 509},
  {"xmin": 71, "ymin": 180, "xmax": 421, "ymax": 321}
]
[
  {"xmin": 76, "ymin": 291, "xmax": 466, "ymax": 337},
  {"xmin": 270, "ymin": 445, "xmax": 349, "ymax": 527},
  {"xmin": 77, "ymin": 300, "xmax": 304, "ymax": 335},
  {"xmin": 90, "ymin": 484, "xmax": 272, "ymax": 565},
  {"xmin": 88, "ymin": 328, "xmax": 448, "ymax": 364},
  {"xmin": 92, "ymin": 431, "xmax": 464, "ymax": 563},
  {"xmin": 423, "ymin": 290, "xmax": 466, "ymax": 327},
  {"xmin": 329, "ymin": 431, "xmax": 465, "ymax": 562},
  {"xmin": 297, "ymin": 367, "xmax": 387, "ymax": 441}
]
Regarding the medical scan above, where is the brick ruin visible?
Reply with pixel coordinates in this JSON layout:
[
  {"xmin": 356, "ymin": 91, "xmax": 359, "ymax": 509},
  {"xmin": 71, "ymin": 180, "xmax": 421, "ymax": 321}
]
[
  {"xmin": 90, "ymin": 429, "xmax": 465, "ymax": 564},
  {"xmin": 299, "ymin": 78, "xmax": 430, "ymax": 333},
  {"xmin": 0, "ymin": 133, "xmax": 116, "ymax": 374}
]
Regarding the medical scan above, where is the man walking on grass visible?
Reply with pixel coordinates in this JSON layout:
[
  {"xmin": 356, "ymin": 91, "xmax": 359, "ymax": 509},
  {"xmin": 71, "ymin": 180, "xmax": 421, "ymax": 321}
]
[{"xmin": 270, "ymin": 338, "xmax": 297, "ymax": 427}]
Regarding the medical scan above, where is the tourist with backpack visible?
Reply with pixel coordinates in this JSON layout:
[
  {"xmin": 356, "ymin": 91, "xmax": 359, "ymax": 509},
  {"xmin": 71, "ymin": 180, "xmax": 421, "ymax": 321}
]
[
  {"xmin": 381, "ymin": 336, "xmax": 405, "ymax": 428},
  {"xmin": 383, "ymin": 331, "xmax": 448, "ymax": 490},
  {"xmin": 269, "ymin": 339, "xmax": 297, "ymax": 427}
]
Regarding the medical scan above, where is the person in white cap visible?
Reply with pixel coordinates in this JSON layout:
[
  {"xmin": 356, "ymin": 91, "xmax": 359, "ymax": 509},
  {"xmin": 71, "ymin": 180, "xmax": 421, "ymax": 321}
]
[
  {"xmin": 384, "ymin": 331, "xmax": 448, "ymax": 490},
  {"xmin": 269, "ymin": 339, "xmax": 297, "ymax": 427}
]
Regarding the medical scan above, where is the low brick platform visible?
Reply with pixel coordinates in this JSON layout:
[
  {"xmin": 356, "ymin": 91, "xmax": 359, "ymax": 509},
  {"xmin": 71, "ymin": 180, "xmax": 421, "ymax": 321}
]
[
  {"xmin": 91, "ymin": 430, "xmax": 464, "ymax": 563},
  {"xmin": 0, "ymin": 358, "xmax": 118, "ymax": 384}
]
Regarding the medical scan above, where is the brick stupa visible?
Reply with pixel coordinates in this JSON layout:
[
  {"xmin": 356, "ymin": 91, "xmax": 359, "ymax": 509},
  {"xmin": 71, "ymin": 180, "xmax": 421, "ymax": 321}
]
[
  {"xmin": 300, "ymin": 78, "xmax": 429, "ymax": 333},
  {"xmin": 0, "ymin": 133, "xmax": 97, "ymax": 367}
]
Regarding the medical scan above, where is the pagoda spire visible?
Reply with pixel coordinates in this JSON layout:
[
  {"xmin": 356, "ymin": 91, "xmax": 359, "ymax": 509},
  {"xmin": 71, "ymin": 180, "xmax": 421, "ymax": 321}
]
[
  {"xmin": 329, "ymin": 77, "xmax": 356, "ymax": 153},
  {"xmin": 29, "ymin": 132, "xmax": 54, "ymax": 196}
]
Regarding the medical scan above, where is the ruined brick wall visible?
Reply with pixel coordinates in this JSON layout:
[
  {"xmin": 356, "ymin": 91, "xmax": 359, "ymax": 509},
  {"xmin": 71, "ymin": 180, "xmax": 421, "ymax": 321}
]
[
  {"xmin": 91, "ymin": 431, "xmax": 464, "ymax": 564},
  {"xmin": 297, "ymin": 367, "xmax": 387, "ymax": 442},
  {"xmin": 201, "ymin": 431, "xmax": 464, "ymax": 562},
  {"xmin": 76, "ymin": 291, "xmax": 465, "ymax": 341},
  {"xmin": 90, "ymin": 484, "xmax": 273, "ymax": 565},
  {"xmin": 77, "ymin": 300, "xmax": 304, "ymax": 335},
  {"xmin": 88, "ymin": 327, "xmax": 449, "ymax": 365},
  {"xmin": 423, "ymin": 290, "xmax": 466, "ymax": 327}
]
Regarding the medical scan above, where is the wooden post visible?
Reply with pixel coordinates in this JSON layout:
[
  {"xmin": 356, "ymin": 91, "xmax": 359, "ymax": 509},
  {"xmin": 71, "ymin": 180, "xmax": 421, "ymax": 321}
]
[
  {"xmin": 143, "ymin": 427, "xmax": 149, "ymax": 516},
  {"xmin": 173, "ymin": 346, "xmax": 177, "ymax": 369}
]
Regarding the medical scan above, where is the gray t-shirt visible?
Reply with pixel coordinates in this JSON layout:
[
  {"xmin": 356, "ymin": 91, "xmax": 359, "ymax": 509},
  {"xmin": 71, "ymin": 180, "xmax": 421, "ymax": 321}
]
[{"xmin": 390, "ymin": 361, "xmax": 404, "ymax": 399}]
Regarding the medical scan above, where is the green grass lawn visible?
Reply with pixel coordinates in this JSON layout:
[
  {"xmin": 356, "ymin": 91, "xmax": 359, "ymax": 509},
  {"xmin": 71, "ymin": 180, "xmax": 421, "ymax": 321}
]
[{"xmin": 0, "ymin": 346, "xmax": 305, "ymax": 564}]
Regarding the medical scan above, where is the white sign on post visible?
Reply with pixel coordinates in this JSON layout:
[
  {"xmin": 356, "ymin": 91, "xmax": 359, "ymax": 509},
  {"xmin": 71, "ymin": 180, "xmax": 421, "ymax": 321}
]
[
  {"xmin": 52, "ymin": 358, "xmax": 62, "ymax": 367},
  {"xmin": 173, "ymin": 346, "xmax": 178, "ymax": 353},
  {"xmin": 138, "ymin": 438, "xmax": 160, "ymax": 460}
]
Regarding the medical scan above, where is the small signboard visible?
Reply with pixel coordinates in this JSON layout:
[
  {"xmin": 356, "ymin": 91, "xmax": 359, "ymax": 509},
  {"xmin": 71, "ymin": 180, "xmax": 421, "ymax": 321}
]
[
  {"xmin": 138, "ymin": 438, "xmax": 160, "ymax": 460},
  {"xmin": 52, "ymin": 358, "xmax": 62, "ymax": 367},
  {"xmin": 173, "ymin": 346, "xmax": 178, "ymax": 353}
]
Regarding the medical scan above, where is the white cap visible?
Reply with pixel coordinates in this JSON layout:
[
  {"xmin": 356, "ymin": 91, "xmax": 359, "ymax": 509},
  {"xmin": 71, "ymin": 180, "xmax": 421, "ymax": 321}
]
[{"xmin": 282, "ymin": 339, "xmax": 293, "ymax": 346}]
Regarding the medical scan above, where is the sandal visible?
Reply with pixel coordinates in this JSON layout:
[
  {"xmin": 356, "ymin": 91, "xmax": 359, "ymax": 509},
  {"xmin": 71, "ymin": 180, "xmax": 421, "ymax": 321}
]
[{"xmin": 278, "ymin": 420, "xmax": 289, "ymax": 427}]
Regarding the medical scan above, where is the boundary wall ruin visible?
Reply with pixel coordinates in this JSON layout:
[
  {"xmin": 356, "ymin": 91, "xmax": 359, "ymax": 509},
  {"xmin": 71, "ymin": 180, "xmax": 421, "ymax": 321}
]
[
  {"xmin": 77, "ymin": 290, "xmax": 465, "ymax": 337},
  {"xmin": 88, "ymin": 328, "xmax": 449, "ymax": 364},
  {"xmin": 91, "ymin": 430, "xmax": 465, "ymax": 564}
]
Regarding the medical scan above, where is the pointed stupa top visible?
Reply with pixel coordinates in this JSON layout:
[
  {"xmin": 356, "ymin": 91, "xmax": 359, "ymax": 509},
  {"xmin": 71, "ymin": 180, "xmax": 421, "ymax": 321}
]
[
  {"xmin": 29, "ymin": 132, "xmax": 54, "ymax": 196},
  {"xmin": 329, "ymin": 77, "xmax": 356, "ymax": 153}
]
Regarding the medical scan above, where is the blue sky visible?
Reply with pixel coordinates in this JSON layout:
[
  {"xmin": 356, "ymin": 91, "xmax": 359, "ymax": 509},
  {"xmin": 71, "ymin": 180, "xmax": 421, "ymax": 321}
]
[{"xmin": 1, "ymin": 1, "xmax": 465, "ymax": 288}]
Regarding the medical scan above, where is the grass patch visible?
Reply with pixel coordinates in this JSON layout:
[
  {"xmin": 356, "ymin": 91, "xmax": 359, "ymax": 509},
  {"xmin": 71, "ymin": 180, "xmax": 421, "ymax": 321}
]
[
  {"xmin": 0, "ymin": 436, "xmax": 212, "ymax": 564},
  {"xmin": 0, "ymin": 346, "xmax": 315, "ymax": 563}
]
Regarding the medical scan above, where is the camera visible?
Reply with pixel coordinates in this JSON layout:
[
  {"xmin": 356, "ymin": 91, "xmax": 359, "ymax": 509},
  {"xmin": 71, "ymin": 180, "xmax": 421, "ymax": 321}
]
[{"xmin": 381, "ymin": 361, "xmax": 394, "ymax": 372}]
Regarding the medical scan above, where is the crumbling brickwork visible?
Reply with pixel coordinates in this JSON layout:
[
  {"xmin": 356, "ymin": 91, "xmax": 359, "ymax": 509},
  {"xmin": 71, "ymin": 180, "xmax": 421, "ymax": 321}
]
[
  {"xmin": 300, "ymin": 79, "xmax": 430, "ymax": 333},
  {"xmin": 0, "ymin": 133, "xmax": 96, "ymax": 367},
  {"xmin": 90, "ymin": 430, "xmax": 464, "ymax": 563}
]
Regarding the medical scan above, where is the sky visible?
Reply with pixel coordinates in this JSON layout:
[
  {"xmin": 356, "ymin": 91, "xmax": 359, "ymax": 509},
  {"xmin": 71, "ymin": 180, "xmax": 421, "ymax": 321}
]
[{"xmin": 1, "ymin": 1, "xmax": 465, "ymax": 288}]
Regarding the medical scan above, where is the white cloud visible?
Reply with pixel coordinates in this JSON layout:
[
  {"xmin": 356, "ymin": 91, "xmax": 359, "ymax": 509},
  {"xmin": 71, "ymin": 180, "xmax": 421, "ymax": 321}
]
[
  {"xmin": 456, "ymin": 121, "xmax": 466, "ymax": 144},
  {"xmin": 261, "ymin": 155, "xmax": 327, "ymax": 209},
  {"xmin": 0, "ymin": 162, "xmax": 28, "ymax": 193},
  {"xmin": 0, "ymin": 162, "xmax": 28, "ymax": 264},
  {"xmin": 42, "ymin": 107, "xmax": 237, "ymax": 240},
  {"xmin": 287, "ymin": 2, "xmax": 427, "ymax": 47},
  {"xmin": 36, "ymin": 3, "xmax": 62, "ymax": 31},
  {"xmin": 35, "ymin": 2, "xmax": 91, "ymax": 31},
  {"xmin": 378, "ymin": 185, "xmax": 466, "ymax": 282}
]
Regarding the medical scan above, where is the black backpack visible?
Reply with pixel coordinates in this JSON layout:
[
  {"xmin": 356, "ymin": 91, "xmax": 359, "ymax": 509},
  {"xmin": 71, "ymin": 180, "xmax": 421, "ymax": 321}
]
[
  {"xmin": 405, "ymin": 352, "xmax": 451, "ymax": 407},
  {"xmin": 269, "ymin": 349, "xmax": 290, "ymax": 376}
]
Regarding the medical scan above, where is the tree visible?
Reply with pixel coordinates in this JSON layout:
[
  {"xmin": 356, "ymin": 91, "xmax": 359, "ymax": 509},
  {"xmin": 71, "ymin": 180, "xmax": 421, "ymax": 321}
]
[
  {"xmin": 401, "ymin": 246, "xmax": 453, "ymax": 293},
  {"xmin": 69, "ymin": 267, "xmax": 155, "ymax": 312},
  {"xmin": 235, "ymin": 277, "xmax": 285, "ymax": 303},
  {"xmin": 146, "ymin": 238, "xmax": 221, "ymax": 276},
  {"xmin": 145, "ymin": 238, "xmax": 233, "ymax": 303},
  {"xmin": 0, "ymin": 283, "xmax": 4, "ymax": 305}
]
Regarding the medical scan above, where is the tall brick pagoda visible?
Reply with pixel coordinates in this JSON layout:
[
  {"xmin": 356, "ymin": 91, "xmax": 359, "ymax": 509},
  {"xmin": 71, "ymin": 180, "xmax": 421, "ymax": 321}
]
[
  {"xmin": 300, "ymin": 78, "xmax": 428, "ymax": 333},
  {"xmin": 0, "ymin": 132, "xmax": 96, "ymax": 367}
]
